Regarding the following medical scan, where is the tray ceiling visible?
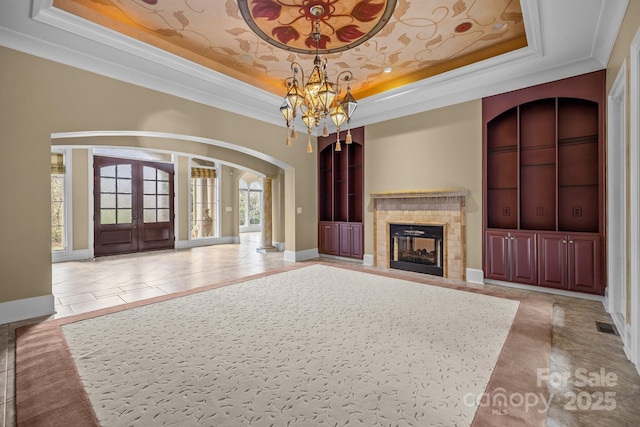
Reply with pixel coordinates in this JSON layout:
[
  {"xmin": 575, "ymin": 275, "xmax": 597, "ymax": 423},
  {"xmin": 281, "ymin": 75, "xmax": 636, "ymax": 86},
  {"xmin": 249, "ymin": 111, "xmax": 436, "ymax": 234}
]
[{"xmin": 52, "ymin": 0, "xmax": 528, "ymax": 100}]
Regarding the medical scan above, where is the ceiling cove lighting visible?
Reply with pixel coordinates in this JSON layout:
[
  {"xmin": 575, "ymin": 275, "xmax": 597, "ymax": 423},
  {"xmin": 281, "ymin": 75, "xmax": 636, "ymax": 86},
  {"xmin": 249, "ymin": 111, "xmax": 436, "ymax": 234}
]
[{"xmin": 279, "ymin": 5, "xmax": 357, "ymax": 153}]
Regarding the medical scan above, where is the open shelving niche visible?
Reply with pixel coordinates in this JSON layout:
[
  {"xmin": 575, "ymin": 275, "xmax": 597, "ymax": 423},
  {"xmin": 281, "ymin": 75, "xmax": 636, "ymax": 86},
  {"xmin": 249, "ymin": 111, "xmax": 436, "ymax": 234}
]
[{"xmin": 483, "ymin": 70, "xmax": 605, "ymax": 295}]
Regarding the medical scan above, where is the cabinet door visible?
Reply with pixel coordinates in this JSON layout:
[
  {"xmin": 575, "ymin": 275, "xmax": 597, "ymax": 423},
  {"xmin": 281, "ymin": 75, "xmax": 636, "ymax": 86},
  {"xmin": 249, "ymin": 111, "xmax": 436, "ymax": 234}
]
[
  {"xmin": 510, "ymin": 232, "xmax": 537, "ymax": 285},
  {"xmin": 568, "ymin": 235, "xmax": 601, "ymax": 294},
  {"xmin": 485, "ymin": 231, "xmax": 510, "ymax": 281},
  {"xmin": 339, "ymin": 223, "xmax": 352, "ymax": 258},
  {"xmin": 319, "ymin": 222, "xmax": 330, "ymax": 254},
  {"xmin": 329, "ymin": 223, "xmax": 340, "ymax": 255},
  {"xmin": 319, "ymin": 222, "xmax": 340, "ymax": 256},
  {"xmin": 350, "ymin": 223, "xmax": 363, "ymax": 259},
  {"xmin": 538, "ymin": 234, "xmax": 568, "ymax": 289}
]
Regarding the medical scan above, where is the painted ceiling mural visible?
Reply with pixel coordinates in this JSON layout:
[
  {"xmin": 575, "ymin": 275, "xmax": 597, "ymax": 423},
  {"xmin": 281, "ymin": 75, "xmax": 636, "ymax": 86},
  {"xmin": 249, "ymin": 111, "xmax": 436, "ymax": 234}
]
[
  {"xmin": 52, "ymin": 0, "xmax": 527, "ymax": 99},
  {"xmin": 237, "ymin": 0, "xmax": 398, "ymax": 54}
]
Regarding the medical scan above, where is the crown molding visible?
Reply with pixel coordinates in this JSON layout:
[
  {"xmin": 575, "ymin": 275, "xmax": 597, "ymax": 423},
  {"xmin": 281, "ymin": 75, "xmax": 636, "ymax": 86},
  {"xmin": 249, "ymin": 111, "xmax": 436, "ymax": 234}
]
[
  {"xmin": 591, "ymin": 0, "xmax": 630, "ymax": 66},
  {"xmin": 0, "ymin": 0, "xmax": 630, "ymax": 133}
]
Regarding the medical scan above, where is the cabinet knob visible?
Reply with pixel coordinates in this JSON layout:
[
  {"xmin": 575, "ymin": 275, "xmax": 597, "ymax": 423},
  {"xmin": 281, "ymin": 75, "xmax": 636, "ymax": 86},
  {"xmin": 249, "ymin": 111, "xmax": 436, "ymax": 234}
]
[
  {"xmin": 510, "ymin": 236, "xmax": 514, "ymax": 240},
  {"xmin": 569, "ymin": 241, "xmax": 574, "ymax": 244},
  {"xmin": 562, "ymin": 240, "xmax": 567, "ymax": 244},
  {"xmin": 504, "ymin": 236, "xmax": 509, "ymax": 240}
]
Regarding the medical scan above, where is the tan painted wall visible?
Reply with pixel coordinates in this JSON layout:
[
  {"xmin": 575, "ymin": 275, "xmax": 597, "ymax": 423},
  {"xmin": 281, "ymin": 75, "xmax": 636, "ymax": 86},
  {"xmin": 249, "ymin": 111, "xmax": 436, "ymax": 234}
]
[
  {"xmin": 606, "ymin": 1, "xmax": 640, "ymax": 322},
  {"xmin": 71, "ymin": 149, "xmax": 90, "ymax": 250},
  {"xmin": 177, "ymin": 155, "xmax": 190, "ymax": 241},
  {"xmin": 220, "ymin": 165, "xmax": 240, "ymax": 238},
  {"xmin": 0, "ymin": 46, "xmax": 318, "ymax": 304},
  {"xmin": 364, "ymin": 100, "xmax": 483, "ymax": 270},
  {"xmin": 607, "ymin": 1, "xmax": 640, "ymax": 90}
]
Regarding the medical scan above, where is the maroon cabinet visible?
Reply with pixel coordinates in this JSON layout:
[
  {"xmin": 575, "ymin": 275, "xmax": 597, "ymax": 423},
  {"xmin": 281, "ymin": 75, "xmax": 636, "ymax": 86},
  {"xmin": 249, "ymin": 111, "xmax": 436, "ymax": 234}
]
[
  {"xmin": 569, "ymin": 235, "xmax": 601, "ymax": 293},
  {"xmin": 319, "ymin": 221, "xmax": 339, "ymax": 256},
  {"xmin": 483, "ymin": 71, "xmax": 605, "ymax": 295},
  {"xmin": 538, "ymin": 233, "xmax": 601, "ymax": 293},
  {"xmin": 537, "ymin": 234, "xmax": 569, "ymax": 289},
  {"xmin": 485, "ymin": 230, "xmax": 537, "ymax": 285},
  {"xmin": 339, "ymin": 222, "xmax": 363, "ymax": 259},
  {"xmin": 318, "ymin": 127, "xmax": 364, "ymax": 260}
]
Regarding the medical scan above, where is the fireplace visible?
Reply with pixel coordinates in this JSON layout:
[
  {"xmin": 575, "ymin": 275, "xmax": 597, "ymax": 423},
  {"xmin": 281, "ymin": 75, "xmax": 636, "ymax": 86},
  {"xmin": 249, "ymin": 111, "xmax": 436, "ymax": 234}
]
[
  {"xmin": 390, "ymin": 224, "xmax": 444, "ymax": 276},
  {"xmin": 370, "ymin": 188, "xmax": 468, "ymax": 280}
]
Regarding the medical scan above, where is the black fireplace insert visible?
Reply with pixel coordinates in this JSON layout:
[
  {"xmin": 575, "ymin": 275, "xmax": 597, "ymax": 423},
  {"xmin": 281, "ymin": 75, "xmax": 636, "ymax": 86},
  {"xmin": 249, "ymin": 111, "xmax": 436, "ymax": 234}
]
[{"xmin": 389, "ymin": 223, "xmax": 444, "ymax": 276}]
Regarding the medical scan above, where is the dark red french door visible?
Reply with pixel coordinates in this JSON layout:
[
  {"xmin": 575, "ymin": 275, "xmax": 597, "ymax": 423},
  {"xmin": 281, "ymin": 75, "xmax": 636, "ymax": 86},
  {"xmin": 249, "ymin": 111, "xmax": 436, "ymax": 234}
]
[{"xmin": 94, "ymin": 156, "xmax": 174, "ymax": 257}]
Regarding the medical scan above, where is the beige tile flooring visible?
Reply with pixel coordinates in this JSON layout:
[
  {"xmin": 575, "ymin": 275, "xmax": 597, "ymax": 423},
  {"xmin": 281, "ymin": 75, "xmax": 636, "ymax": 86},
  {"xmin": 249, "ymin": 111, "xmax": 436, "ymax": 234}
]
[{"xmin": 2, "ymin": 233, "xmax": 640, "ymax": 426}]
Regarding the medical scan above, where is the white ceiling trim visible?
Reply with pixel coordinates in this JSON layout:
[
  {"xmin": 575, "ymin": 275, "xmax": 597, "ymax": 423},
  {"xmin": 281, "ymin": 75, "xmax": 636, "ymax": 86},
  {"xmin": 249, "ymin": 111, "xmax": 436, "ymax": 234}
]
[
  {"xmin": 591, "ymin": 0, "xmax": 630, "ymax": 66},
  {"xmin": 0, "ymin": 0, "xmax": 629, "ymax": 134}
]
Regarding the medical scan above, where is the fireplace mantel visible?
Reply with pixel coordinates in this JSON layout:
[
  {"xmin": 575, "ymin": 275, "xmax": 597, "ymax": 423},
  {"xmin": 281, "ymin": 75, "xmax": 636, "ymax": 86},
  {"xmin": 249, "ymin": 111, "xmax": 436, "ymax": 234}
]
[{"xmin": 370, "ymin": 188, "xmax": 469, "ymax": 200}]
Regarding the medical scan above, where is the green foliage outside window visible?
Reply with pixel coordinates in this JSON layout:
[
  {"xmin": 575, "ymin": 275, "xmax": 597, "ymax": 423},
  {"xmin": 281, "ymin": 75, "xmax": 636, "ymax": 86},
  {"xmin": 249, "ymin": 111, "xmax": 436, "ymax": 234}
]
[
  {"xmin": 239, "ymin": 190, "xmax": 247, "ymax": 226},
  {"xmin": 249, "ymin": 191, "xmax": 261, "ymax": 225},
  {"xmin": 51, "ymin": 175, "xmax": 65, "ymax": 250}
]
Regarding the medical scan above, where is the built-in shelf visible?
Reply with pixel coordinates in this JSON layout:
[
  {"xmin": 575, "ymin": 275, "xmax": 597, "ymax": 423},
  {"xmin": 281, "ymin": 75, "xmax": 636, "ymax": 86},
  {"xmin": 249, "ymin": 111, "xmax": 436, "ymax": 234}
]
[
  {"xmin": 318, "ymin": 127, "xmax": 364, "ymax": 259},
  {"xmin": 483, "ymin": 70, "xmax": 605, "ymax": 295}
]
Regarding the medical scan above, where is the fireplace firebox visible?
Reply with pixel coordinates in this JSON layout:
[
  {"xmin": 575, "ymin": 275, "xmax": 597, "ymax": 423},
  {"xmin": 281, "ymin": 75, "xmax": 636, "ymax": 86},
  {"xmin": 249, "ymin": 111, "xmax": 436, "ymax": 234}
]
[{"xmin": 390, "ymin": 223, "xmax": 444, "ymax": 276}]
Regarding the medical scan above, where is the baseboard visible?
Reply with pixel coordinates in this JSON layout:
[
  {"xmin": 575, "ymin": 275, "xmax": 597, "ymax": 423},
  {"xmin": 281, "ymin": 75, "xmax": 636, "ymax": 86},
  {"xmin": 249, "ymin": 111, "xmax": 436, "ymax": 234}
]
[
  {"xmin": 0, "ymin": 294, "xmax": 55, "ymax": 325},
  {"xmin": 284, "ymin": 248, "xmax": 319, "ymax": 262},
  {"xmin": 363, "ymin": 254, "xmax": 374, "ymax": 266},
  {"xmin": 610, "ymin": 312, "xmax": 630, "ymax": 361},
  {"xmin": 52, "ymin": 249, "xmax": 92, "ymax": 263},
  {"xmin": 320, "ymin": 254, "xmax": 364, "ymax": 263},
  {"xmin": 274, "ymin": 241, "xmax": 285, "ymax": 251},
  {"xmin": 466, "ymin": 268, "xmax": 484, "ymax": 284},
  {"xmin": 175, "ymin": 236, "xmax": 240, "ymax": 249},
  {"xmin": 485, "ymin": 279, "xmax": 604, "ymax": 301}
]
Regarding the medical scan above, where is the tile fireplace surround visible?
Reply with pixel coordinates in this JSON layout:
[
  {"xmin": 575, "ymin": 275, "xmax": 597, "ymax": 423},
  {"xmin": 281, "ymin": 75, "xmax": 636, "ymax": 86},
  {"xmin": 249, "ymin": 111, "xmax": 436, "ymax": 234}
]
[{"xmin": 370, "ymin": 188, "xmax": 469, "ymax": 280}]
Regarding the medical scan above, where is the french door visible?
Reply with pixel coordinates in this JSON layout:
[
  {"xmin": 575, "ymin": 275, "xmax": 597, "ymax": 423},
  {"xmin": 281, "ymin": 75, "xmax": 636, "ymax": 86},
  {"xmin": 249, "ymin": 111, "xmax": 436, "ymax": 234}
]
[{"xmin": 94, "ymin": 156, "xmax": 175, "ymax": 256}]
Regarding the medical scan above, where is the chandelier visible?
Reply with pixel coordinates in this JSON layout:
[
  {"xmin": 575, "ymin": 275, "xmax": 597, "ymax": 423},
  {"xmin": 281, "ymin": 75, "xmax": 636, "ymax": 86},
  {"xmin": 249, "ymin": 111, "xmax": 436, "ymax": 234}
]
[{"xmin": 279, "ymin": 5, "xmax": 357, "ymax": 154}]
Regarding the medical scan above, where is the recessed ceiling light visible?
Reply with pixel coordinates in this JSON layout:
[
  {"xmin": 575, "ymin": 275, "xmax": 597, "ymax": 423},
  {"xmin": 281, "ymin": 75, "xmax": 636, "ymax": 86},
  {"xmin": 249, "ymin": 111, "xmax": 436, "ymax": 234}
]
[
  {"xmin": 492, "ymin": 22, "xmax": 508, "ymax": 31},
  {"xmin": 384, "ymin": 67, "xmax": 393, "ymax": 73}
]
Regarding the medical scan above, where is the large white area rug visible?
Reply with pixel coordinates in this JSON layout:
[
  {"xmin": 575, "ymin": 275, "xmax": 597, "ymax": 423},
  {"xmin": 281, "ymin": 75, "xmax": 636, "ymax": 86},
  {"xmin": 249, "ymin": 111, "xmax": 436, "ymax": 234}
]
[{"xmin": 58, "ymin": 264, "xmax": 519, "ymax": 426}]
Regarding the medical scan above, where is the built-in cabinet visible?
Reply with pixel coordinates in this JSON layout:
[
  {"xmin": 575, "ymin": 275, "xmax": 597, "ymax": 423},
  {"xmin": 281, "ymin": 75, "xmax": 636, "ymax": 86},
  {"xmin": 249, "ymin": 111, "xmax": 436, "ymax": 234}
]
[
  {"xmin": 485, "ymin": 230, "xmax": 537, "ymax": 285},
  {"xmin": 483, "ymin": 71, "xmax": 605, "ymax": 295},
  {"xmin": 319, "ymin": 221, "xmax": 340, "ymax": 256},
  {"xmin": 537, "ymin": 233, "xmax": 601, "ymax": 293},
  {"xmin": 318, "ymin": 127, "xmax": 364, "ymax": 259}
]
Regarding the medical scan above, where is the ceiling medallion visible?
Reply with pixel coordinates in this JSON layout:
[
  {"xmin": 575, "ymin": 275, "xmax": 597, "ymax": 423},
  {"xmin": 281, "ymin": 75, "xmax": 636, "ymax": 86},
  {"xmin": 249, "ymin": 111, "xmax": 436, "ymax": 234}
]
[
  {"xmin": 239, "ymin": 0, "xmax": 396, "ymax": 152},
  {"xmin": 238, "ymin": 0, "xmax": 397, "ymax": 54}
]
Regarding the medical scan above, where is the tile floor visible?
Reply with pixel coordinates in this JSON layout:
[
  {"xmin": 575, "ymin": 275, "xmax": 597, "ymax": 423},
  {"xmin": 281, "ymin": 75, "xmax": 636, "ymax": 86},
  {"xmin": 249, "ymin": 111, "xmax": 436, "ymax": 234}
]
[{"xmin": 2, "ymin": 233, "xmax": 640, "ymax": 426}]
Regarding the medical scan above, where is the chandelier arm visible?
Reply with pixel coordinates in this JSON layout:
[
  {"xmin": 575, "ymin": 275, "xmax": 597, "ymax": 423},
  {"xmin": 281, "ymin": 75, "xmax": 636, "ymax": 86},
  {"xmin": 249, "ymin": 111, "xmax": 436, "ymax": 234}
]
[
  {"xmin": 334, "ymin": 70, "xmax": 353, "ymax": 96},
  {"xmin": 290, "ymin": 61, "xmax": 304, "ymax": 85}
]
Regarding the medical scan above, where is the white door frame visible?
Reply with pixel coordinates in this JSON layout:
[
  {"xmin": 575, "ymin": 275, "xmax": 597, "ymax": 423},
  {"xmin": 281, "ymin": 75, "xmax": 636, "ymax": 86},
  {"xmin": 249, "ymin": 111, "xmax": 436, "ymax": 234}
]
[
  {"xmin": 629, "ymin": 27, "xmax": 640, "ymax": 374},
  {"xmin": 607, "ymin": 62, "xmax": 628, "ymax": 344}
]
